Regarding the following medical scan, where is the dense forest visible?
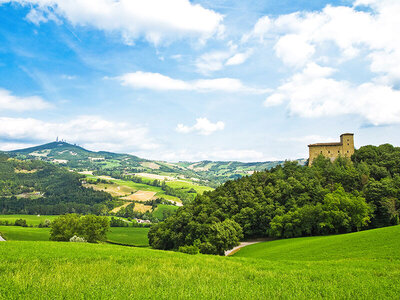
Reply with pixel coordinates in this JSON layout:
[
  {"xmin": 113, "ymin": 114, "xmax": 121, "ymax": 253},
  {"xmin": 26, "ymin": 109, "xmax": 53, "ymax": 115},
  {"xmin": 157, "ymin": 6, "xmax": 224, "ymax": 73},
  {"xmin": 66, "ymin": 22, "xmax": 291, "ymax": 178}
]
[
  {"xmin": 149, "ymin": 144, "xmax": 400, "ymax": 255},
  {"xmin": 0, "ymin": 153, "xmax": 112, "ymax": 215}
]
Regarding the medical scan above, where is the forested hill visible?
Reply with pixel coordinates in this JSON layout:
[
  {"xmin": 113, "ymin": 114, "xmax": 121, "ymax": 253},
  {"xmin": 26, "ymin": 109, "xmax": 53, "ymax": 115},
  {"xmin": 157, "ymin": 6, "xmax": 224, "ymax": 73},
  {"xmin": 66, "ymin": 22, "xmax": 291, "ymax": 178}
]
[
  {"xmin": 149, "ymin": 143, "xmax": 400, "ymax": 255},
  {"xmin": 0, "ymin": 153, "xmax": 112, "ymax": 215},
  {"xmin": 7, "ymin": 142, "xmax": 306, "ymax": 186}
]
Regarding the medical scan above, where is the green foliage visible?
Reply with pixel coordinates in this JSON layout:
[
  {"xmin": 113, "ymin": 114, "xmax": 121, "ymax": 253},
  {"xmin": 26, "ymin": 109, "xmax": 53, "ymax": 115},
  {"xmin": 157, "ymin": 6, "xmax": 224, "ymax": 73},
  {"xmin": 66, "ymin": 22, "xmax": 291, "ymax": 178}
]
[
  {"xmin": 50, "ymin": 214, "xmax": 109, "ymax": 243},
  {"xmin": 150, "ymin": 144, "xmax": 400, "ymax": 254},
  {"xmin": 178, "ymin": 244, "xmax": 199, "ymax": 255},
  {"xmin": 14, "ymin": 219, "xmax": 28, "ymax": 227},
  {"xmin": 0, "ymin": 156, "xmax": 112, "ymax": 215}
]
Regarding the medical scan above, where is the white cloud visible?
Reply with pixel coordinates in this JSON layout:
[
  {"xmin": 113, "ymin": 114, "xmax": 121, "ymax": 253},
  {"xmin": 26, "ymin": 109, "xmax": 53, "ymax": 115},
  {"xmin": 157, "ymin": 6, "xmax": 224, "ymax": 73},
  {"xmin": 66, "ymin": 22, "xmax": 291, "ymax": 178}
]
[
  {"xmin": 0, "ymin": 115, "xmax": 159, "ymax": 152},
  {"xmin": 195, "ymin": 51, "xmax": 232, "ymax": 74},
  {"xmin": 265, "ymin": 63, "xmax": 400, "ymax": 125},
  {"xmin": 247, "ymin": 0, "xmax": 400, "ymax": 81},
  {"xmin": 0, "ymin": 88, "xmax": 52, "ymax": 111},
  {"xmin": 115, "ymin": 71, "xmax": 269, "ymax": 93},
  {"xmin": 176, "ymin": 118, "xmax": 224, "ymax": 135},
  {"xmin": 225, "ymin": 50, "xmax": 253, "ymax": 66},
  {"xmin": 3, "ymin": 0, "xmax": 223, "ymax": 45}
]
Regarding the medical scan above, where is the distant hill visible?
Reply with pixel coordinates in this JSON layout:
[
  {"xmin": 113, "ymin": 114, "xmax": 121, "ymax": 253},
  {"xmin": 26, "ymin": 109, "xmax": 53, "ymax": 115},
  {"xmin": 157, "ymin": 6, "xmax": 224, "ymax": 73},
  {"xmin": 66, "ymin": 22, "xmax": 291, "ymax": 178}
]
[{"xmin": 6, "ymin": 142, "xmax": 306, "ymax": 186}]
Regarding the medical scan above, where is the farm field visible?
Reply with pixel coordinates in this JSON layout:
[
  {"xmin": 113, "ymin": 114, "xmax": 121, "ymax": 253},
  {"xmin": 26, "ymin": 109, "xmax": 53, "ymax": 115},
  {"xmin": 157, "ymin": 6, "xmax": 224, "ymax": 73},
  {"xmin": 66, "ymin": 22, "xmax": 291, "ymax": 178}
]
[
  {"xmin": 152, "ymin": 205, "xmax": 179, "ymax": 220},
  {"xmin": 0, "ymin": 225, "xmax": 149, "ymax": 246},
  {"xmin": 0, "ymin": 214, "xmax": 58, "ymax": 226},
  {"xmin": 0, "ymin": 225, "xmax": 399, "ymax": 299},
  {"xmin": 107, "ymin": 227, "xmax": 149, "ymax": 246}
]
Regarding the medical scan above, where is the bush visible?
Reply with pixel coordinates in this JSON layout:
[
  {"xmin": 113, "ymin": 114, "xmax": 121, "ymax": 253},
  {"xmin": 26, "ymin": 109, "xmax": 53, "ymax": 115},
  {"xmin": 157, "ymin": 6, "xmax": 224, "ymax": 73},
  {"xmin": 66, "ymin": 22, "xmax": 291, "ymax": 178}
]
[
  {"xmin": 69, "ymin": 235, "xmax": 87, "ymax": 243},
  {"xmin": 14, "ymin": 219, "xmax": 27, "ymax": 227},
  {"xmin": 50, "ymin": 214, "xmax": 109, "ymax": 243},
  {"xmin": 178, "ymin": 245, "xmax": 199, "ymax": 255}
]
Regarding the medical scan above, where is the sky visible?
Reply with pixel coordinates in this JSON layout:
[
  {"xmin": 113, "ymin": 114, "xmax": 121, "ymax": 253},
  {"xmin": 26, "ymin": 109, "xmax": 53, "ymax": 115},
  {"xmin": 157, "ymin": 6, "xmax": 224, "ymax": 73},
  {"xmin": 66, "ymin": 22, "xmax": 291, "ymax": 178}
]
[{"xmin": 0, "ymin": 0, "xmax": 400, "ymax": 162}]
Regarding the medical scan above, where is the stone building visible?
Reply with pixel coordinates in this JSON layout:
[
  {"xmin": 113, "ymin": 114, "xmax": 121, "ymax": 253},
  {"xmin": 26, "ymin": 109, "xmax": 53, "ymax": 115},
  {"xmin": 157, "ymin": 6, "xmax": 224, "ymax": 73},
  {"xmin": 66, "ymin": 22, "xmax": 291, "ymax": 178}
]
[{"xmin": 308, "ymin": 133, "xmax": 354, "ymax": 166}]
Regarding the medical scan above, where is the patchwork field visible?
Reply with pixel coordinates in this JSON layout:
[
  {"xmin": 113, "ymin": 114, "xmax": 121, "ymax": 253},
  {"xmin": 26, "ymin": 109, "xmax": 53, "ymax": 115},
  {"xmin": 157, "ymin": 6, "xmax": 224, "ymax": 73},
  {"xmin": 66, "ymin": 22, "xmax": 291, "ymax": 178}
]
[
  {"xmin": 0, "ymin": 225, "xmax": 399, "ymax": 299},
  {"xmin": 122, "ymin": 191, "xmax": 157, "ymax": 201}
]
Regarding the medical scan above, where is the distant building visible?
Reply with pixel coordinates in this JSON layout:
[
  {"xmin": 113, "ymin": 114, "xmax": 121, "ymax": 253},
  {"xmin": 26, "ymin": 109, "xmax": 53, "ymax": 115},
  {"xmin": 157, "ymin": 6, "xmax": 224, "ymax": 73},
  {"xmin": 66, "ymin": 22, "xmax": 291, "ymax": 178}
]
[{"xmin": 308, "ymin": 133, "xmax": 354, "ymax": 166}]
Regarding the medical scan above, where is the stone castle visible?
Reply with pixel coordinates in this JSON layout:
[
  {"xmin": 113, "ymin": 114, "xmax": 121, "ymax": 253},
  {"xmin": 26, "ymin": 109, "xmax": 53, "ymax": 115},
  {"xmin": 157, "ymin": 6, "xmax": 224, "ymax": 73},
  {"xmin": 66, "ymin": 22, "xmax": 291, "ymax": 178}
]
[{"xmin": 308, "ymin": 133, "xmax": 354, "ymax": 166}]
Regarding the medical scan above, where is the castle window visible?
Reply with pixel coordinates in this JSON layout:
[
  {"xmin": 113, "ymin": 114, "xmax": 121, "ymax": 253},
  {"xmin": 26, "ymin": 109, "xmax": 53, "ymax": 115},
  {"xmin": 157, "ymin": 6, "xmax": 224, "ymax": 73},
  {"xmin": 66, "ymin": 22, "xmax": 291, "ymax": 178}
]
[
  {"xmin": 328, "ymin": 151, "xmax": 330, "ymax": 154},
  {"xmin": 347, "ymin": 143, "xmax": 349, "ymax": 145},
  {"xmin": 320, "ymin": 151, "xmax": 322, "ymax": 154},
  {"xmin": 347, "ymin": 150, "xmax": 349, "ymax": 153},
  {"xmin": 338, "ymin": 151, "xmax": 340, "ymax": 153}
]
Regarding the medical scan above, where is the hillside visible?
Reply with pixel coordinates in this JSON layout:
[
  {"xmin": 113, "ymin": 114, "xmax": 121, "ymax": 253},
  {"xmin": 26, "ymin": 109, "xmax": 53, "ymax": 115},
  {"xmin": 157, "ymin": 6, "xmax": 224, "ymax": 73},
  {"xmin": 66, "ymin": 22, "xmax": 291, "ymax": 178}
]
[
  {"xmin": 6, "ymin": 141, "xmax": 305, "ymax": 186},
  {"xmin": 0, "ymin": 154, "xmax": 113, "ymax": 215},
  {"xmin": 149, "ymin": 143, "xmax": 400, "ymax": 255},
  {"xmin": 0, "ymin": 225, "xmax": 399, "ymax": 298},
  {"xmin": 234, "ymin": 225, "xmax": 400, "ymax": 260}
]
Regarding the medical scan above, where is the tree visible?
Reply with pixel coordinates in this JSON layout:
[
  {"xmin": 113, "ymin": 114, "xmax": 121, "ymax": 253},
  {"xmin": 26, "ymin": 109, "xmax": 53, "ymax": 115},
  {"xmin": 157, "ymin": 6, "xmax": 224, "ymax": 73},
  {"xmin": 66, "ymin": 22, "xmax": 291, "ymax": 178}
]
[{"xmin": 50, "ymin": 214, "xmax": 109, "ymax": 243}]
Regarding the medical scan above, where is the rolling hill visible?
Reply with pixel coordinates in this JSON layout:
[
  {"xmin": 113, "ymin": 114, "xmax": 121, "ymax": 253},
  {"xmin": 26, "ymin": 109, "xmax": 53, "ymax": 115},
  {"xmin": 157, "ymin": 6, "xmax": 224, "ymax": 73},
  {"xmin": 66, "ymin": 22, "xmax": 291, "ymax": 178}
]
[
  {"xmin": 6, "ymin": 141, "xmax": 306, "ymax": 186},
  {"xmin": 0, "ymin": 225, "xmax": 398, "ymax": 298}
]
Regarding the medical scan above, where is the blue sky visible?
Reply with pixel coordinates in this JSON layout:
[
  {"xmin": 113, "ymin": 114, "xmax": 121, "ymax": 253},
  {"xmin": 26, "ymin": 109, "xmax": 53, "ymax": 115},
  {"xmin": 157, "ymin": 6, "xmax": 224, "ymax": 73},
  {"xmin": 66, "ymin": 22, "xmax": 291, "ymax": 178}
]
[{"xmin": 0, "ymin": 0, "xmax": 399, "ymax": 161}]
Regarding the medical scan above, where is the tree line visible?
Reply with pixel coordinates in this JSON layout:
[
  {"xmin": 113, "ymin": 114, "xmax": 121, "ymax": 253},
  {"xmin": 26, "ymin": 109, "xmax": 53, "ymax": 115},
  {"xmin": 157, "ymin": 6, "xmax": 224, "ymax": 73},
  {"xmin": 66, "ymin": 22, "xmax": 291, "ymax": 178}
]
[{"xmin": 149, "ymin": 144, "xmax": 400, "ymax": 255}]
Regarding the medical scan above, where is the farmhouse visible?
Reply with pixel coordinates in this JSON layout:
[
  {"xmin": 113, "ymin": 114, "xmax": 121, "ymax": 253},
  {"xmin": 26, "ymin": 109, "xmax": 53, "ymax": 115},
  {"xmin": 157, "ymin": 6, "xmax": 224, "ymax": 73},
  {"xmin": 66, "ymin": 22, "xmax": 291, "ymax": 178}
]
[{"xmin": 308, "ymin": 133, "xmax": 354, "ymax": 166}]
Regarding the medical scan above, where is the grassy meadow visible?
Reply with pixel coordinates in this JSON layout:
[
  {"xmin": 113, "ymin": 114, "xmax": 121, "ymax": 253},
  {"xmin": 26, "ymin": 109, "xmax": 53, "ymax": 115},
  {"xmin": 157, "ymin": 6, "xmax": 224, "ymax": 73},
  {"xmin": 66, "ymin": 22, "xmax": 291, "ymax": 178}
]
[
  {"xmin": 0, "ymin": 224, "xmax": 149, "ymax": 246},
  {"xmin": 0, "ymin": 225, "xmax": 399, "ymax": 299},
  {"xmin": 0, "ymin": 214, "xmax": 58, "ymax": 226}
]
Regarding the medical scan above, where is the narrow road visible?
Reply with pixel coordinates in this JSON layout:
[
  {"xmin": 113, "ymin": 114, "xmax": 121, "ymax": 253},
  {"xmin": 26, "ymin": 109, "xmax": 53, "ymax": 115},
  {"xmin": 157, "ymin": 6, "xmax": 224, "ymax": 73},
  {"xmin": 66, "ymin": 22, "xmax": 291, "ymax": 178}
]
[
  {"xmin": 0, "ymin": 234, "xmax": 6, "ymax": 242},
  {"xmin": 224, "ymin": 241, "xmax": 262, "ymax": 256}
]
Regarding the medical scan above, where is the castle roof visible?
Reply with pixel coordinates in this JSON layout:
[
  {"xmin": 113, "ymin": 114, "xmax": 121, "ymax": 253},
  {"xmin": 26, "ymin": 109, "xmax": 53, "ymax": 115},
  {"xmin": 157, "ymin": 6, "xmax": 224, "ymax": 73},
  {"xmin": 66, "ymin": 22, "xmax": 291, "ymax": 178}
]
[{"xmin": 308, "ymin": 142, "xmax": 342, "ymax": 147}]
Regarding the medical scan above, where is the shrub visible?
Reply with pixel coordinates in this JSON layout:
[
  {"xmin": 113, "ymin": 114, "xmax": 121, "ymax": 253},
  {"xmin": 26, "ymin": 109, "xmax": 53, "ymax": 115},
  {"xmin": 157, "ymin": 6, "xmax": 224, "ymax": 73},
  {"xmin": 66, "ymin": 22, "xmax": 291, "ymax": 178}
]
[
  {"xmin": 178, "ymin": 245, "xmax": 199, "ymax": 255},
  {"xmin": 50, "ymin": 214, "xmax": 109, "ymax": 243},
  {"xmin": 14, "ymin": 219, "xmax": 27, "ymax": 227},
  {"xmin": 69, "ymin": 235, "xmax": 87, "ymax": 243}
]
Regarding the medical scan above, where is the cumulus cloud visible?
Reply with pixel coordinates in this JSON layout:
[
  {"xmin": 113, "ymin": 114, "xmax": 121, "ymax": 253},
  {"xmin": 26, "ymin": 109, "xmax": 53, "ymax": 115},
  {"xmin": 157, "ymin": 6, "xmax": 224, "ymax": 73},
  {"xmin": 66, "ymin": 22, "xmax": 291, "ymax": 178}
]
[
  {"xmin": 0, "ymin": 88, "xmax": 52, "ymax": 111},
  {"xmin": 225, "ymin": 50, "xmax": 253, "ymax": 66},
  {"xmin": 265, "ymin": 63, "xmax": 400, "ymax": 125},
  {"xmin": 0, "ymin": 115, "xmax": 159, "ymax": 152},
  {"xmin": 2, "ymin": 0, "xmax": 223, "ymax": 45},
  {"xmin": 176, "ymin": 118, "xmax": 224, "ymax": 136},
  {"xmin": 115, "ymin": 71, "xmax": 269, "ymax": 93},
  {"xmin": 247, "ymin": 0, "xmax": 400, "ymax": 81}
]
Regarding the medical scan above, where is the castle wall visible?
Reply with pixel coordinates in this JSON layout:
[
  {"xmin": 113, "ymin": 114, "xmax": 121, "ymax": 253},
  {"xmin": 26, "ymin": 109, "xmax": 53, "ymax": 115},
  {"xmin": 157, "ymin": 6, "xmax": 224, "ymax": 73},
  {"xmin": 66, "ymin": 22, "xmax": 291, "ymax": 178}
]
[{"xmin": 308, "ymin": 134, "xmax": 354, "ymax": 166}]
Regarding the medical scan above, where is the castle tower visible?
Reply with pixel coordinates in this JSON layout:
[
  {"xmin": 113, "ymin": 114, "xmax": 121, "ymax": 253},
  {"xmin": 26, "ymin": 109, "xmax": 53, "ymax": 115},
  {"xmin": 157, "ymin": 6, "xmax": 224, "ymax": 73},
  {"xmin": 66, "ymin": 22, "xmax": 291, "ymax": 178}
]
[{"xmin": 308, "ymin": 133, "xmax": 354, "ymax": 166}]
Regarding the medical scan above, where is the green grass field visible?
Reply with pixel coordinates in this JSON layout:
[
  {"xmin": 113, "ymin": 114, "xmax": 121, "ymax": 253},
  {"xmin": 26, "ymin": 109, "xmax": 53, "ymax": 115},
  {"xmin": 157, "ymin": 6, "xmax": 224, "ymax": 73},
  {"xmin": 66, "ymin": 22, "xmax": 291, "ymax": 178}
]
[
  {"xmin": 0, "ymin": 225, "xmax": 149, "ymax": 246},
  {"xmin": 152, "ymin": 204, "xmax": 179, "ymax": 220},
  {"xmin": 234, "ymin": 225, "xmax": 400, "ymax": 261},
  {"xmin": 0, "ymin": 226, "xmax": 399, "ymax": 298},
  {"xmin": 0, "ymin": 214, "xmax": 58, "ymax": 226},
  {"xmin": 107, "ymin": 227, "xmax": 149, "ymax": 246},
  {"xmin": 0, "ymin": 226, "xmax": 50, "ymax": 241}
]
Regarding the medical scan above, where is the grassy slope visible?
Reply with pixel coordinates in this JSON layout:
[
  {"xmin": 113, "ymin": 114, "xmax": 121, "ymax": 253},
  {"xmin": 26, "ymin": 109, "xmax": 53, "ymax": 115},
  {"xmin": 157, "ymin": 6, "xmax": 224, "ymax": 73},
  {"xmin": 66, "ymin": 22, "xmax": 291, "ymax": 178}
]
[
  {"xmin": 152, "ymin": 204, "xmax": 179, "ymax": 220},
  {"xmin": 0, "ymin": 226, "xmax": 50, "ymax": 241},
  {"xmin": 107, "ymin": 227, "xmax": 149, "ymax": 246},
  {"xmin": 234, "ymin": 225, "xmax": 400, "ymax": 261},
  {"xmin": 0, "ymin": 215, "xmax": 58, "ymax": 226},
  {"xmin": 0, "ymin": 226, "xmax": 399, "ymax": 299},
  {"xmin": 0, "ymin": 225, "xmax": 149, "ymax": 246}
]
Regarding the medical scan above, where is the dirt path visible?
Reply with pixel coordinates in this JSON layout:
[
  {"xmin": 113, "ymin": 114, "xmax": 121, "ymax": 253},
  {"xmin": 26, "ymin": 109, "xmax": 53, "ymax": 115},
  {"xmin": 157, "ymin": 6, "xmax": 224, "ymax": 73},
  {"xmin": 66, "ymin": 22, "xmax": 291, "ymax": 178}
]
[
  {"xmin": 0, "ymin": 234, "xmax": 6, "ymax": 242},
  {"xmin": 224, "ymin": 240, "xmax": 265, "ymax": 256}
]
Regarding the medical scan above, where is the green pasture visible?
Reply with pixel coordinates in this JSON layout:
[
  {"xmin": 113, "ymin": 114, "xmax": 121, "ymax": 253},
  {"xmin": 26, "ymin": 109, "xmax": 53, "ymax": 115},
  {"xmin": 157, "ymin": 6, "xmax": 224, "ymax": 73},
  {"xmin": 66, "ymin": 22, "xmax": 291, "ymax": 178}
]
[
  {"xmin": 0, "ymin": 224, "xmax": 149, "ymax": 247},
  {"xmin": 0, "ymin": 214, "xmax": 57, "ymax": 226},
  {"xmin": 152, "ymin": 205, "xmax": 179, "ymax": 220},
  {"xmin": 1, "ymin": 225, "xmax": 399, "ymax": 299},
  {"xmin": 107, "ymin": 227, "xmax": 149, "ymax": 246},
  {"xmin": 234, "ymin": 225, "xmax": 400, "ymax": 261},
  {"xmin": 0, "ymin": 226, "xmax": 50, "ymax": 241},
  {"xmin": 165, "ymin": 180, "xmax": 213, "ymax": 194}
]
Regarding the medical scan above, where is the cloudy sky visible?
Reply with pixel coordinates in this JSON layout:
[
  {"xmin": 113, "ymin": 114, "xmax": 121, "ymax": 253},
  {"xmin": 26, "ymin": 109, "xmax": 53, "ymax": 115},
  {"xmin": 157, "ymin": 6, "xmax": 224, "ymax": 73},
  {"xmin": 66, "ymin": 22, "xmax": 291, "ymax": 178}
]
[{"xmin": 0, "ymin": 0, "xmax": 399, "ymax": 161}]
